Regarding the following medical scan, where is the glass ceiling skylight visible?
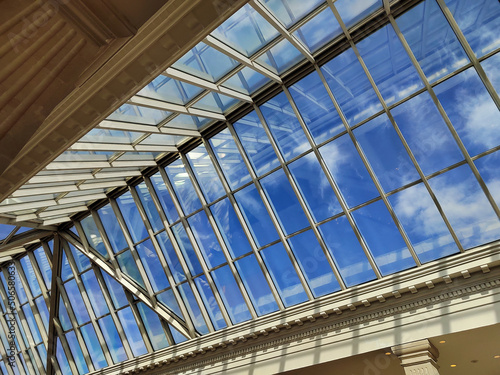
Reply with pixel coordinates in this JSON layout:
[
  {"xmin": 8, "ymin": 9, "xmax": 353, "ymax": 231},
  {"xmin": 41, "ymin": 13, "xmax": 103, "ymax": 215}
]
[{"xmin": 1, "ymin": 0, "xmax": 500, "ymax": 373}]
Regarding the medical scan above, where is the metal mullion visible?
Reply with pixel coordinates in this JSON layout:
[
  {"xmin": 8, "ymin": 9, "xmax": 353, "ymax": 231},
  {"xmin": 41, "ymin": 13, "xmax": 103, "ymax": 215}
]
[
  {"xmin": 108, "ymin": 197, "xmax": 157, "ymax": 301},
  {"xmin": 386, "ymin": 16, "xmax": 466, "ymax": 253},
  {"xmin": 251, "ymin": 104, "xmax": 315, "ymax": 300},
  {"xmin": 386, "ymin": 13, "xmax": 500, "ymax": 222},
  {"xmin": 280, "ymin": 86, "xmax": 351, "ymax": 290},
  {"xmin": 223, "ymin": 121, "xmax": 289, "ymax": 310},
  {"xmin": 89, "ymin": 264, "xmax": 128, "ymax": 365},
  {"xmin": 328, "ymin": 6, "xmax": 423, "ymax": 267},
  {"xmin": 12, "ymin": 258, "xmax": 48, "ymax": 346},
  {"xmin": 286, "ymin": 2, "xmax": 329, "ymax": 34},
  {"xmin": 131, "ymin": 180, "xmax": 197, "ymax": 337},
  {"xmin": 177, "ymin": 154, "xmax": 233, "ymax": 327},
  {"xmin": 435, "ymin": 0, "xmax": 500, "ymax": 110},
  {"xmin": 58, "ymin": 239, "xmax": 96, "ymax": 372},
  {"xmin": 40, "ymin": 242, "xmax": 53, "ymax": 266},
  {"xmin": 140, "ymin": 175, "xmax": 215, "ymax": 334},
  {"xmin": 314, "ymin": 64, "xmax": 384, "ymax": 279},
  {"xmin": 45, "ymin": 234, "xmax": 62, "ymax": 375},
  {"xmin": 188, "ymin": 140, "xmax": 259, "ymax": 320},
  {"xmin": 158, "ymin": 166, "xmax": 188, "ymax": 219},
  {"xmin": 123, "ymin": 292, "xmax": 156, "ymax": 352},
  {"xmin": 50, "ymin": 312, "xmax": 79, "ymax": 375},
  {"xmin": 19, "ymin": 348, "xmax": 38, "ymax": 375},
  {"xmin": 249, "ymin": 0, "xmax": 314, "ymax": 63}
]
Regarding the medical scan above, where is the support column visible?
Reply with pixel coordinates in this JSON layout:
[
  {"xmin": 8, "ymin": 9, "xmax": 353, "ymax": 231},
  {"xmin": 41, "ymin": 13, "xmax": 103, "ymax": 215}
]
[{"xmin": 391, "ymin": 339, "xmax": 441, "ymax": 375}]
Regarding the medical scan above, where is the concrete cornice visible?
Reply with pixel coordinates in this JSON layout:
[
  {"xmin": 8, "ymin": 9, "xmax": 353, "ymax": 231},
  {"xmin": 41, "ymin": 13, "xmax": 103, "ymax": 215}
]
[{"xmin": 90, "ymin": 242, "xmax": 500, "ymax": 374}]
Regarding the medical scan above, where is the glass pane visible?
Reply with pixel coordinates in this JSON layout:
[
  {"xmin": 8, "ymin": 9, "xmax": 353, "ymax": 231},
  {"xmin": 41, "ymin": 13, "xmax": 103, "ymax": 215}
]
[
  {"xmin": 178, "ymin": 283, "xmax": 209, "ymax": 334},
  {"xmin": 60, "ymin": 250, "xmax": 73, "ymax": 282},
  {"xmin": 234, "ymin": 254, "xmax": 278, "ymax": 316},
  {"xmin": 35, "ymin": 297, "xmax": 49, "ymax": 333},
  {"xmin": 80, "ymin": 324, "xmax": 107, "ymax": 370},
  {"xmin": 233, "ymin": 111, "xmax": 279, "ymax": 176},
  {"xmin": 428, "ymin": 164, "xmax": 500, "ymax": 249},
  {"xmin": 138, "ymin": 75, "xmax": 203, "ymax": 105},
  {"xmin": 260, "ymin": 242, "xmax": 309, "ymax": 307},
  {"xmin": 65, "ymin": 331, "xmax": 89, "ymax": 375},
  {"xmin": 322, "ymin": 48, "xmax": 383, "ymax": 125},
  {"xmin": 172, "ymin": 223, "xmax": 203, "ymax": 277},
  {"xmin": 192, "ymin": 92, "xmax": 239, "ymax": 114},
  {"xmin": 391, "ymin": 91, "xmax": 463, "ymax": 175},
  {"xmin": 389, "ymin": 183, "xmax": 459, "ymax": 263},
  {"xmin": 33, "ymin": 247, "xmax": 51, "ymax": 289},
  {"xmin": 116, "ymin": 251, "xmax": 146, "ymax": 289},
  {"xmin": 80, "ymin": 270, "xmax": 109, "ymax": 318},
  {"xmin": 211, "ymin": 4, "xmax": 279, "ymax": 57},
  {"xmin": 55, "ymin": 338, "xmax": 72, "ymax": 375},
  {"xmin": 117, "ymin": 307, "xmax": 147, "ymax": 356},
  {"xmin": 353, "ymin": 113, "xmax": 419, "ymax": 192},
  {"xmin": 194, "ymin": 276, "xmax": 227, "ymax": 330},
  {"xmin": 188, "ymin": 211, "xmax": 226, "ymax": 269},
  {"xmin": 210, "ymin": 198, "xmax": 253, "ymax": 259},
  {"xmin": 80, "ymin": 215, "xmax": 108, "ymax": 258},
  {"xmin": 156, "ymin": 231, "xmax": 186, "ymax": 283},
  {"xmin": 444, "ymin": 0, "xmax": 500, "ymax": 57},
  {"xmin": 293, "ymin": 8, "xmax": 342, "ymax": 53},
  {"xmin": 150, "ymin": 172, "xmax": 179, "ymax": 224},
  {"xmin": 288, "ymin": 230, "xmax": 341, "ymax": 297},
  {"xmin": 256, "ymin": 39, "xmax": 303, "ymax": 75},
  {"xmin": 101, "ymin": 271, "xmax": 128, "ymax": 309},
  {"xmin": 98, "ymin": 204, "xmax": 127, "ymax": 253},
  {"xmin": 289, "ymin": 71, "xmax": 345, "ymax": 145},
  {"xmin": 136, "ymin": 303, "xmax": 169, "ymax": 350},
  {"xmin": 108, "ymin": 104, "xmax": 170, "ymax": 125},
  {"xmin": 320, "ymin": 134, "xmax": 379, "ymax": 207},
  {"xmin": 135, "ymin": 182, "xmax": 163, "ymax": 233},
  {"xmin": 289, "ymin": 153, "xmax": 342, "ymax": 223},
  {"xmin": 434, "ymin": 67, "xmax": 500, "ymax": 157},
  {"xmin": 211, "ymin": 265, "xmax": 252, "ymax": 323},
  {"xmin": 357, "ymin": 23, "xmax": 423, "ymax": 105},
  {"xmin": 474, "ymin": 150, "xmax": 500, "ymax": 208},
  {"xmin": 0, "ymin": 224, "xmax": 14, "ymax": 241},
  {"xmin": 209, "ymin": 128, "xmax": 252, "ymax": 189},
  {"xmin": 352, "ymin": 200, "xmax": 416, "ymax": 275},
  {"xmin": 98, "ymin": 315, "xmax": 128, "ymax": 363},
  {"xmin": 186, "ymin": 144, "xmax": 225, "ymax": 202},
  {"xmin": 22, "ymin": 304, "xmax": 42, "ymax": 344},
  {"xmin": 319, "ymin": 216, "xmax": 377, "ymax": 286},
  {"xmin": 136, "ymin": 240, "xmax": 169, "ymax": 292},
  {"xmin": 397, "ymin": 0, "xmax": 468, "ymax": 83},
  {"xmin": 165, "ymin": 159, "xmax": 202, "ymax": 215},
  {"xmin": 64, "ymin": 279, "xmax": 90, "ymax": 325},
  {"xmin": 116, "ymin": 191, "xmax": 148, "ymax": 243},
  {"xmin": 260, "ymin": 91, "xmax": 310, "ymax": 160},
  {"xmin": 20, "ymin": 256, "xmax": 41, "ymax": 297},
  {"xmin": 260, "ymin": 169, "xmax": 309, "ymax": 235},
  {"xmin": 235, "ymin": 184, "xmax": 279, "ymax": 247},
  {"xmin": 335, "ymin": 0, "xmax": 382, "ymax": 29}
]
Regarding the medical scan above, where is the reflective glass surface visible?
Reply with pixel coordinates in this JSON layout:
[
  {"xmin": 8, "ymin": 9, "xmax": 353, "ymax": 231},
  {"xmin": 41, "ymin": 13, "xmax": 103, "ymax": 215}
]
[
  {"xmin": 150, "ymin": 172, "xmax": 179, "ymax": 224},
  {"xmin": 188, "ymin": 211, "xmax": 226, "ymax": 269},
  {"xmin": 80, "ymin": 215, "xmax": 108, "ymax": 258},
  {"xmin": 98, "ymin": 315, "xmax": 128, "ymax": 363},
  {"xmin": 194, "ymin": 276, "xmax": 227, "ymax": 329},
  {"xmin": 260, "ymin": 168, "xmax": 309, "ymax": 234},
  {"xmin": 294, "ymin": 8, "xmax": 342, "ymax": 52},
  {"xmin": 116, "ymin": 251, "xmax": 146, "ymax": 289},
  {"xmin": 98, "ymin": 204, "xmax": 127, "ymax": 253},
  {"xmin": 235, "ymin": 184, "xmax": 279, "ymax": 247},
  {"xmin": 178, "ymin": 283, "xmax": 209, "ymax": 334},
  {"xmin": 116, "ymin": 191, "xmax": 148, "ymax": 243},
  {"xmin": 233, "ymin": 111, "xmax": 279, "ymax": 176},
  {"xmin": 320, "ymin": 134, "xmax": 379, "ymax": 207},
  {"xmin": 156, "ymin": 231, "xmax": 186, "ymax": 283},
  {"xmin": 165, "ymin": 159, "xmax": 202, "ymax": 215},
  {"xmin": 322, "ymin": 49, "xmax": 383, "ymax": 125},
  {"xmin": 136, "ymin": 240, "xmax": 169, "ymax": 292},
  {"xmin": 352, "ymin": 200, "xmax": 416, "ymax": 275},
  {"xmin": 117, "ymin": 307, "xmax": 147, "ymax": 356},
  {"xmin": 260, "ymin": 242, "xmax": 308, "ymax": 307},
  {"xmin": 354, "ymin": 114, "xmax": 419, "ymax": 192},
  {"xmin": 335, "ymin": 0, "xmax": 382, "ymax": 29},
  {"xmin": 172, "ymin": 223, "xmax": 203, "ymax": 277},
  {"xmin": 136, "ymin": 182, "xmax": 163, "ymax": 232},
  {"xmin": 434, "ymin": 67, "xmax": 500, "ymax": 156},
  {"xmin": 288, "ymin": 230, "xmax": 340, "ymax": 297},
  {"xmin": 319, "ymin": 216, "xmax": 377, "ymax": 286},
  {"xmin": 136, "ymin": 303, "xmax": 170, "ymax": 350},
  {"xmin": 187, "ymin": 144, "xmax": 225, "ymax": 202},
  {"xmin": 80, "ymin": 324, "xmax": 107, "ymax": 369},
  {"xmin": 81, "ymin": 270, "xmax": 109, "ymax": 318}
]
